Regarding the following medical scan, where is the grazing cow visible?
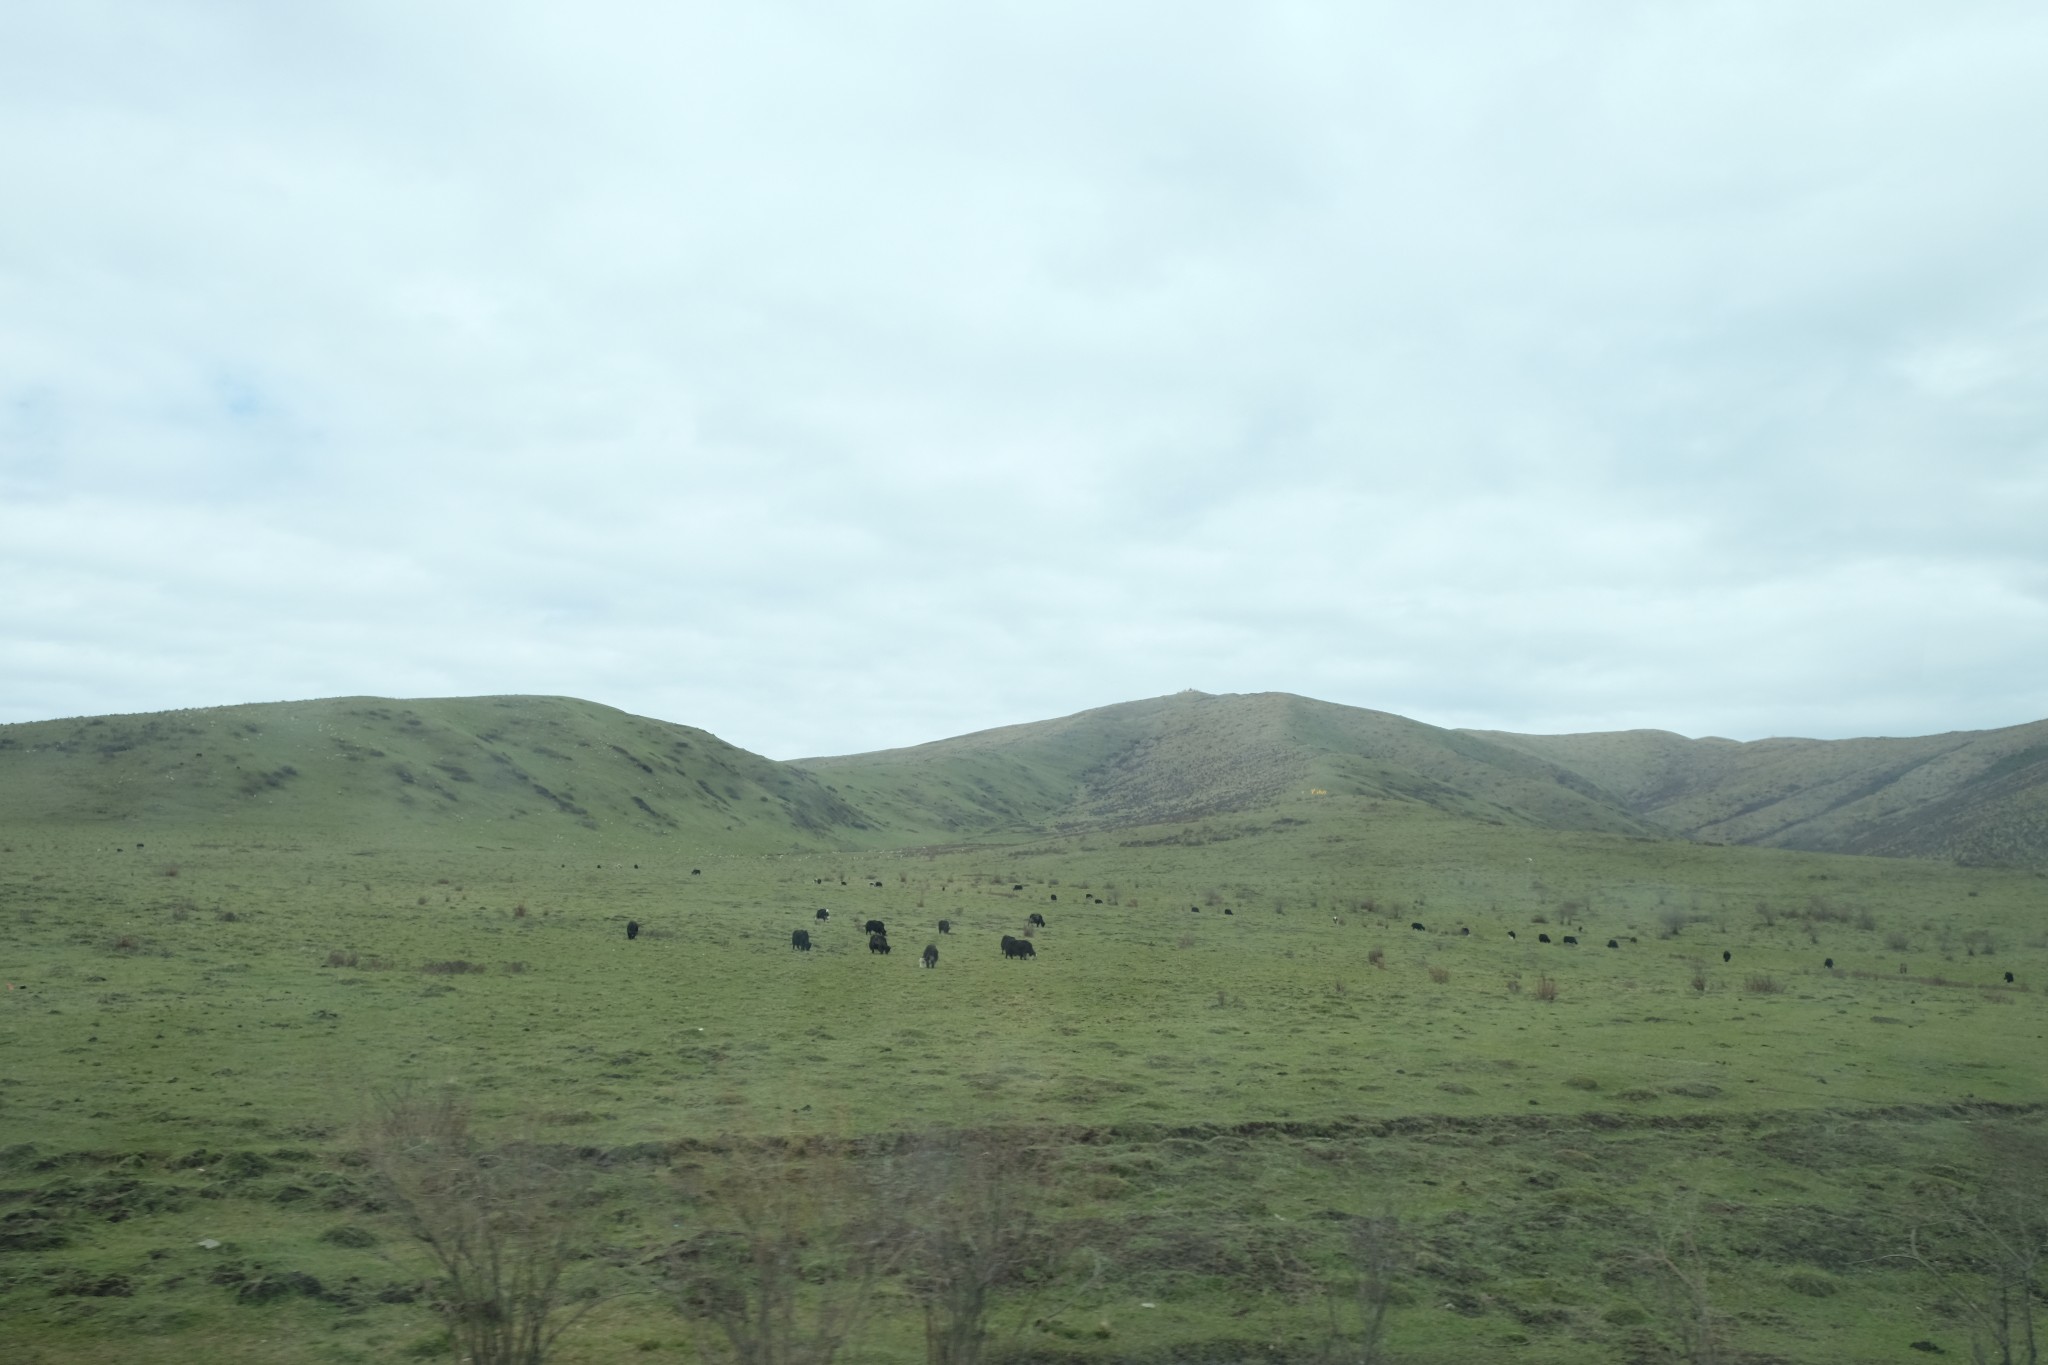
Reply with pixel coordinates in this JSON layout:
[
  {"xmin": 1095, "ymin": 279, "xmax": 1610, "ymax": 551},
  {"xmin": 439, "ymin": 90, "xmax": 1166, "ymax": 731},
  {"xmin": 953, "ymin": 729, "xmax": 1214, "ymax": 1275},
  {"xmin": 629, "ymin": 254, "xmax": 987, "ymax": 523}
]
[
  {"xmin": 1460, "ymin": 927, "xmax": 1470, "ymax": 936},
  {"xmin": 1562, "ymin": 936, "xmax": 1578, "ymax": 946},
  {"xmin": 1049, "ymin": 894, "xmax": 1057, "ymax": 902},
  {"xmin": 791, "ymin": 929, "xmax": 811, "ymax": 951},
  {"xmin": 1028, "ymin": 913, "xmax": 1046, "ymax": 928},
  {"xmin": 923, "ymin": 944, "xmax": 939, "ymax": 969},
  {"xmin": 938, "ymin": 919, "xmax": 951, "ymax": 934},
  {"xmin": 1508, "ymin": 930, "xmax": 1517, "ymax": 940},
  {"xmin": 2005, "ymin": 971, "xmax": 2015, "ymax": 984},
  {"xmin": 1538, "ymin": 934, "xmax": 1551, "ymax": 944},
  {"xmin": 1190, "ymin": 905, "xmax": 1200, "ymax": 913},
  {"xmin": 1012, "ymin": 884, "xmax": 1023, "ymax": 891},
  {"xmin": 1224, "ymin": 908, "xmax": 1233, "ymax": 915},
  {"xmin": 1014, "ymin": 938, "xmax": 1036, "ymax": 959},
  {"xmin": 864, "ymin": 919, "xmax": 886, "ymax": 936},
  {"xmin": 626, "ymin": 920, "xmax": 640, "ymax": 941},
  {"xmin": 1825, "ymin": 958, "xmax": 1834, "ymax": 969},
  {"xmin": 1722, "ymin": 950, "xmax": 1732, "ymax": 963},
  {"xmin": 692, "ymin": 869, "xmax": 701, "ymax": 876},
  {"xmin": 868, "ymin": 933, "xmax": 891, "ymax": 955},
  {"xmin": 815, "ymin": 908, "xmax": 830, "ymax": 922},
  {"xmin": 1608, "ymin": 939, "xmax": 1620, "ymax": 949}
]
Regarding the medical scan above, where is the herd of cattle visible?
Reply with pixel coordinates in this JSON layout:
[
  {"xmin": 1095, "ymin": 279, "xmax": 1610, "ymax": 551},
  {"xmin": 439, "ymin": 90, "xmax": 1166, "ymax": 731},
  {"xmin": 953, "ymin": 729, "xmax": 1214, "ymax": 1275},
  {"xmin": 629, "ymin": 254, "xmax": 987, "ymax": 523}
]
[
  {"xmin": 769, "ymin": 909, "xmax": 1044, "ymax": 968},
  {"xmin": 628, "ymin": 900, "xmax": 2023, "ymax": 988}
]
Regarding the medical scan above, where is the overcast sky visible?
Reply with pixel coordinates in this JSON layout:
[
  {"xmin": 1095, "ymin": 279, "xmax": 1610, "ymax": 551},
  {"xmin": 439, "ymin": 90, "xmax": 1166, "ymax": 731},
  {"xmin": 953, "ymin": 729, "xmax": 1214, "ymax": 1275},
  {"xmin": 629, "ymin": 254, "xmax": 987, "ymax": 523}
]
[{"xmin": 4, "ymin": 2, "xmax": 2045, "ymax": 759}]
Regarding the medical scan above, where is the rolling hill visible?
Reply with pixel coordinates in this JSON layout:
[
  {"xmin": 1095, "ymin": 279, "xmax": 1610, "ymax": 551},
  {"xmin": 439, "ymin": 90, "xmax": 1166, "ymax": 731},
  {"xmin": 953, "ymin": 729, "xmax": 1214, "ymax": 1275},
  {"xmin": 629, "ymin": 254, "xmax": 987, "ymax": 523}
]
[
  {"xmin": 1467, "ymin": 719, "xmax": 2048, "ymax": 865},
  {"xmin": 5, "ymin": 690, "xmax": 2047, "ymax": 864},
  {"xmin": 794, "ymin": 689, "xmax": 1669, "ymax": 840},
  {"xmin": 0, "ymin": 695, "xmax": 869, "ymax": 850}
]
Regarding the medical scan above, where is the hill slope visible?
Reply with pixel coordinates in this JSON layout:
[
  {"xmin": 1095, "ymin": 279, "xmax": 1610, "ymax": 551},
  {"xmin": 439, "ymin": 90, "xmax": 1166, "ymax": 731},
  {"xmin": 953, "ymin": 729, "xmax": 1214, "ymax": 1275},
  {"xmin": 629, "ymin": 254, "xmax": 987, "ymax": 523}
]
[
  {"xmin": 0, "ymin": 695, "xmax": 868, "ymax": 849},
  {"xmin": 10, "ymin": 691, "xmax": 2047, "ymax": 863},
  {"xmin": 1467, "ymin": 720, "xmax": 2048, "ymax": 865},
  {"xmin": 797, "ymin": 690, "xmax": 1670, "ymax": 839}
]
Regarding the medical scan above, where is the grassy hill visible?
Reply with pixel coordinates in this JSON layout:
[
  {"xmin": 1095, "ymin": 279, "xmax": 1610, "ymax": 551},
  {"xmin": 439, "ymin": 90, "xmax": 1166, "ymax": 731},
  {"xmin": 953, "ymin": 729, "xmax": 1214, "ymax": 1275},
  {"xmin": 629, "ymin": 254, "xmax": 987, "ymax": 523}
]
[
  {"xmin": 798, "ymin": 690, "xmax": 1669, "ymax": 840},
  {"xmin": 8, "ymin": 691, "xmax": 2048, "ymax": 866},
  {"xmin": 1472, "ymin": 719, "xmax": 2048, "ymax": 865},
  {"xmin": 5, "ymin": 690, "xmax": 2048, "ymax": 1362},
  {"xmin": 0, "ymin": 695, "xmax": 868, "ymax": 851}
]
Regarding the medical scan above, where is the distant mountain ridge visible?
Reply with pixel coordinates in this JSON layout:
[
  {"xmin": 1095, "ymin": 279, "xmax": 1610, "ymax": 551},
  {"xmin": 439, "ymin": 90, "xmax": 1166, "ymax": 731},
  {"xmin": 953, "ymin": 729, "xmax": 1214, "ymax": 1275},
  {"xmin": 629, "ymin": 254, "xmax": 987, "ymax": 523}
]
[
  {"xmin": 1464, "ymin": 720, "xmax": 2048, "ymax": 865},
  {"xmin": 4, "ymin": 691, "xmax": 2045, "ymax": 864}
]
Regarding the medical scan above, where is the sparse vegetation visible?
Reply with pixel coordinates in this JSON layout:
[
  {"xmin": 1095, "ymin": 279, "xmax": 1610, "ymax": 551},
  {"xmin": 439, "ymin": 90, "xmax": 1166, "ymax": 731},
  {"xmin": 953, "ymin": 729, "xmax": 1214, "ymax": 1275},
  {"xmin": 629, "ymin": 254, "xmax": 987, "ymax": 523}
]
[{"xmin": 1, "ymin": 694, "xmax": 2045, "ymax": 1363}]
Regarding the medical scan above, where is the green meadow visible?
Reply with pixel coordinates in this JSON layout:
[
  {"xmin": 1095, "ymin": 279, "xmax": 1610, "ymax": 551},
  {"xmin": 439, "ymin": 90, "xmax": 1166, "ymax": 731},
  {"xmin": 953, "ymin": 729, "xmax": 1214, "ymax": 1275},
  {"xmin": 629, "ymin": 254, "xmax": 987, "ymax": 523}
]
[{"xmin": 5, "ymin": 785, "xmax": 2045, "ymax": 1364}]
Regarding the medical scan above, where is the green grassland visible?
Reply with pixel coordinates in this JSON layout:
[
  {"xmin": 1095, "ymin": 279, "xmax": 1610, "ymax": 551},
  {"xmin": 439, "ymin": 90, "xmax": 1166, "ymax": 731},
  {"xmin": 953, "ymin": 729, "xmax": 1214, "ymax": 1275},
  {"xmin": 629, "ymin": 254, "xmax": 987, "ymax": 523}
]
[
  {"xmin": 6, "ymin": 799, "xmax": 2046, "ymax": 1362},
  {"xmin": 3, "ymin": 696, "xmax": 2047, "ymax": 1363}
]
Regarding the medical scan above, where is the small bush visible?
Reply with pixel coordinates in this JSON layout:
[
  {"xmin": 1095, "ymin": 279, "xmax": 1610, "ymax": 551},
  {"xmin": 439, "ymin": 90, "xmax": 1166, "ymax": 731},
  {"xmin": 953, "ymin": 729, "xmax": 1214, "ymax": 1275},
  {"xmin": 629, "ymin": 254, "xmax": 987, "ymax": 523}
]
[
  {"xmin": 1564, "ymin": 1075, "xmax": 1599, "ymax": 1091},
  {"xmin": 1367, "ymin": 947, "xmax": 1386, "ymax": 968},
  {"xmin": 324, "ymin": 951, "xmax": 359, "ymax": 968},
  {"xmin": 1784, "ymin": 1268, "xmax": 1839, "ymax": 1298},
  {"xmin": 113, "ymin": 934, "xmax": 140, "ymax": 951},
  {"xmin": 217, "ymin": 911, "xmax": 241, "ymax": 923},
  {"xmin": 421, "ymin": 960, "xmax": 483, "ymax": 975},
  {"xmin": 1744, "ymin": 974, "xmax": 1783, "ymax": 994},
  {"xmin": 501, "ymin": 961, "xmax": 529, "ymax": 975},
  {"xmin": 318, "ymin": 1224, "xmax": 378, "ymax": 1248},
  {"xmin": 1175, "ymin": 934, "xmax": 1195, "ymax": 949},
  {"xmin": 1884, "ymin": 931, "xmax": 1910, "ymax": 952},
  {"xmin": 1690, "ymin": 964, "xmax": 1708, "ymax": 992},
  {"xmin": 512, "ymin": 904, "xmax": 528, "ymax": 919},
  {"xmin": 1534, "ymin": 975, "xmax": 1558, "ymax": 1002},
  {"xmin": 1428, "ymin": 965, "xmax": 1450, "ymax": 984},
  {"xmin": 1506, "ymin": 975, "xmax": 1523, "ymax": 995}
]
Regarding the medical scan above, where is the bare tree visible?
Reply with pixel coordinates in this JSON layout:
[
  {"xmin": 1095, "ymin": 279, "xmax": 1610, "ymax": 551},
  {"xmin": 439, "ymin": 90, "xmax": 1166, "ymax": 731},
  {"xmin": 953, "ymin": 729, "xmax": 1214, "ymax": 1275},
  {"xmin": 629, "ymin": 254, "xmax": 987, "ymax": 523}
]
[
  {"xmin": 889, "ymin": 1131, "xmax": 1104, "ymax": 1365},
  {"xmin": 1639, "ymin": 1193, "xmax": 1724, "ymax": 1365},
  {"xmin": 364, "ymin": 1089, "xmax": 603, "ymax": 1365},
  {"xmin": 1906, "ymin": 1123, "xmax": 2047, "ymax": 1365},
  {"xmin": 668, "ymin": 1143, "xmax": 900, "ymax": 1365},
  {"xmin": 1314, "ymin": 1204, "xmax": 1405, "ymax": 1365}
]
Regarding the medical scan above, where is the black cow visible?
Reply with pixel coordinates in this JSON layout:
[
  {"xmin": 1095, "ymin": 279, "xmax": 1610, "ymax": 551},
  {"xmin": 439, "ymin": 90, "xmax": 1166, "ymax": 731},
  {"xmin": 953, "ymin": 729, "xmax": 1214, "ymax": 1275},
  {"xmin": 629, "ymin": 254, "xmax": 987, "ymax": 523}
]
[
  {"xmin": 1538, "ymin": 933, "xmax": 1551, "ymax": 944},
  {"xmin": 1410, "ymin": 921, "xmax": 1425, "ymax": 931},
  {"xmin": 938, "ymin": 919, "xmax": 951, "ymax": 934},
  {"xmin": 1825, "ymin": 958, "xmax": 1834, "ymax": 969},
  {"xmin": 868, "ymin": 933, "xmax": 891, "ymax": 955},
  {"xmin": 864, "ymin": 919, "xmax": 886, "ymax": 936},
  {"xmin": 1049, "ymin": 894, "xmax": 1057, "ymax": 902},
  {"xmin": 1028, "ymin": 913, "xmax": 1046, "ymax": 928},
  {"xmin": 1508, "ymin": 930, "xmax": 1517, "ymax": 940},
  {"xmin": 1000, "ymin": 935, "xmax": 1035, "ymax": 960},
  {"xmin": 791, "ymin": 929, "xmax": 811, "ymax": 951},
  {"xmin": 2005, "ymin": 971, "xmax": 2015, "ymax": 984},
  {"xmin": 1012, "ymin": 884, "xmax": 1023, "ymax": 891},
  {"xmin": 626, "ymin": 920, "xmax": 640, "ymax": 941},
  {"xmin": 1608, "ymin": 939, "xmax": 1620, "ymax": 949},
  {"xmin": 692, "ymin": 869, "xmax": 701, "ymax": 876},
  {"xmin": 1460, "ymin": 927, "xmax": 1470, "ymax": 936},
  {"xmin": 1722, "ymin": 950, "xmax": 1732, "ymax": 963},
  {"xmin": 1190, "ymin": 905, "xmax": 1200, "ymax": 913},
  {"xmin": 923, "ymin": 944, "xmax": 939, "ymax": 969},
  {"xmin": 815, "ymin": 908, "xmax": 830, "ymax": 921},
  {"xmin": 1562, "ymin": 935, "xmax": 1578, "ymax": 946},
  {"xmin": 1224, "ymin": 907, "xmax": 1233, "ymax": 915}
]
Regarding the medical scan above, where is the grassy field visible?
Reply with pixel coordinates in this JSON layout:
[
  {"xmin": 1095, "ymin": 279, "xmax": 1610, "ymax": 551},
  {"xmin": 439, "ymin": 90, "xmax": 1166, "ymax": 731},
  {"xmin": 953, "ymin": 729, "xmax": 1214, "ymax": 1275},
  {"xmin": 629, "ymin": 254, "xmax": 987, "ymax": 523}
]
[{"xmin": 4, "ymin": 794, "xmax": 2045, "ymax": 1362}]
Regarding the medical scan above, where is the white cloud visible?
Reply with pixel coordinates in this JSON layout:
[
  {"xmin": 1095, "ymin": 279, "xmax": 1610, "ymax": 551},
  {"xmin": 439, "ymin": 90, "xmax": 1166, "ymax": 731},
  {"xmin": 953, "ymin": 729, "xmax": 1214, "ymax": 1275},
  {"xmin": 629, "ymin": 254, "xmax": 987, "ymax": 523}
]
[{"xmin": 4, "ymin": 1, "xmax": 2047, "ymax": 755}]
